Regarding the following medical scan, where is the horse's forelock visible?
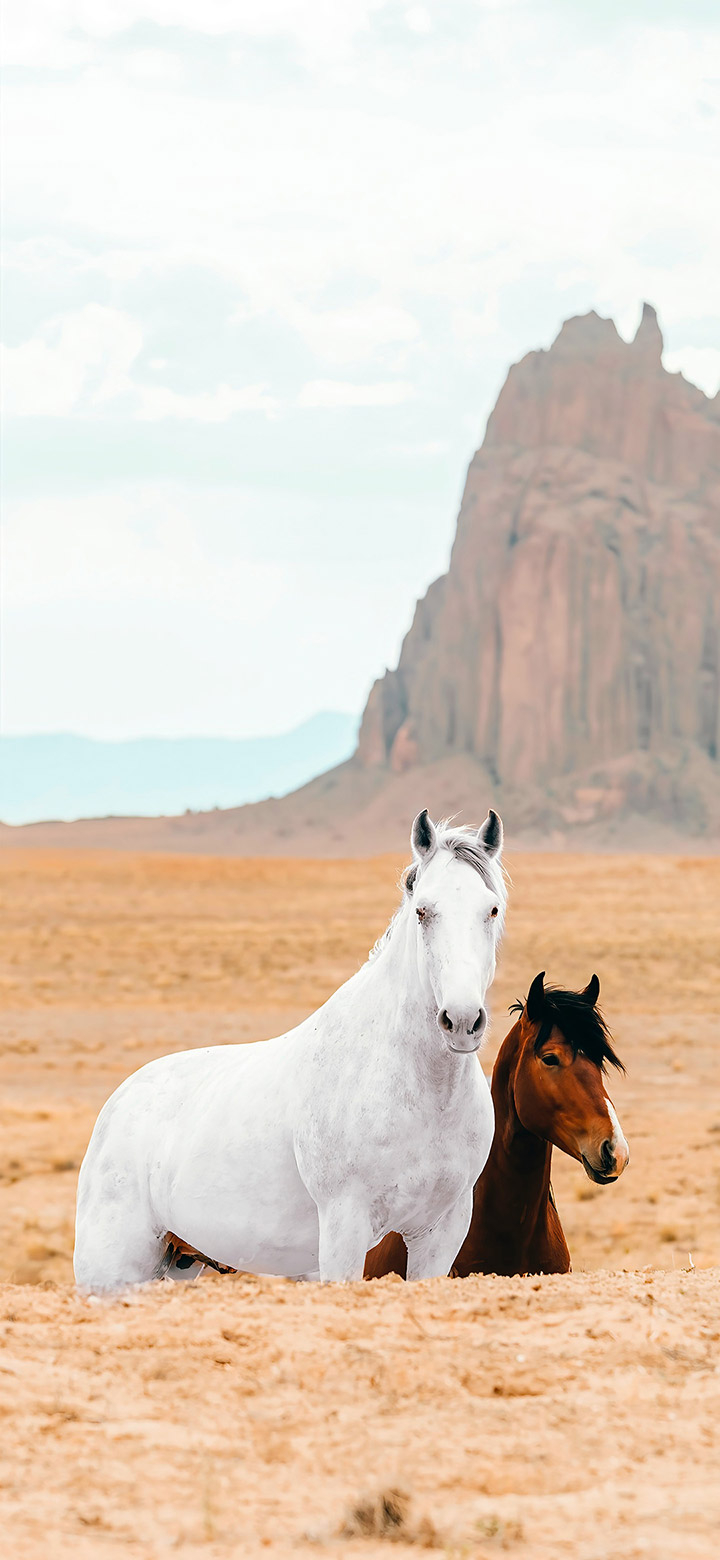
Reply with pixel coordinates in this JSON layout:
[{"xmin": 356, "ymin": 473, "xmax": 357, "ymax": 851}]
[
  {"xmin": 527, "ymin": 985, "xmax": 625, "ymax": 1075},
  {"xmin": 421, "ymin": 822, "xmax": 507, "ymax": 901}
]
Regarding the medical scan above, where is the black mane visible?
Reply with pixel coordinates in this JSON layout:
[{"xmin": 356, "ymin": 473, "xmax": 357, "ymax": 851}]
[{"xmin": 509, "ymin": 985, "xmax": 624, "ymax": 1073}]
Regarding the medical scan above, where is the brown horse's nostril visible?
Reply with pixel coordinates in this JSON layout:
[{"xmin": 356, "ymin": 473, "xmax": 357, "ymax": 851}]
[
  {"xmin": 600, "ymin": 1139, "xmax": 616, "ymax": 1173},
  {"xmin": 439, "ymin": 1009, "xmax": 454, "ymax": 1033}
]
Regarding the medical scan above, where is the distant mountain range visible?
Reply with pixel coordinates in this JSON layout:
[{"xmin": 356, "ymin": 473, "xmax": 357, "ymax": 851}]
[{"xmin": 0, "ymin": 713, "xmax": 358, "ymax": 825}]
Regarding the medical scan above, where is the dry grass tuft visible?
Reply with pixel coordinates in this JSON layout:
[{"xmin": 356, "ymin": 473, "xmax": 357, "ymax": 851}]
[
  {"xmin": 476, "ymin": 1513, "xmax": 525, "ymax": 1547},
  {"xmin": 340, "ymin": 1488, "xmax": 438, "ymax": 1546}
]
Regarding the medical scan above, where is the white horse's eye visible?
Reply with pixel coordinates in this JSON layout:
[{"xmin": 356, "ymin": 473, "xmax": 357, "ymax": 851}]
[
  {"xmin": 490, "ymin": 906, "xmax": 499, "ymax": 919},
  {"xmin": 416, "ymin": 906, "xmax": 427, "ymax": 922}
]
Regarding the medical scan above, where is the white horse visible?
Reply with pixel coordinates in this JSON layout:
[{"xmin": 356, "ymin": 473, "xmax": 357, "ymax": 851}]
[{"xmin": 74, "ymin": 808, "xmax": 507, "ymax": 1291}]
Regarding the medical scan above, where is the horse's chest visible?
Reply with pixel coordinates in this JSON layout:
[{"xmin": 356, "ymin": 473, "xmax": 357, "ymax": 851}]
[
  {"xmin": 373, "ymin": 1133, "xmax": 473, "ymax": 1243},
  {"xmin": 297, "ymin": 1048, "xmax": 491, "ymax": 1206},
  {"xmin": 372, "ymin": 1091, "xmax": 487, "ymax": 1209},
  {"xmin": 399, "ymin": 1107, "xmax": 480, "ymax": 1184}
]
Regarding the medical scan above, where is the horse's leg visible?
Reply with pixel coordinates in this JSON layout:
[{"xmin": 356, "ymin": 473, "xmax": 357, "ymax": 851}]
[
  {"xmin": 159, "ymin": 1234, "xmax": 237, "ymax": 1284},
  {"xmin": 317, "ymin": 1195, "xmax": 373, "ymax": 1283},
  {"xmin": 158, "ymin": 1243, "xmax": 206, "ymax": 1284},
  {"xmin": 74, "ymin": 1192, "xmax": 164, "ymax": 1293},
  {"xmin": 404, "ymin": 1191, "xmax": 473, "ymax": 1281}
]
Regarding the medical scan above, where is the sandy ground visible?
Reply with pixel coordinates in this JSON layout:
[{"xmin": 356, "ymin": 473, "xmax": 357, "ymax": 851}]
[
  {"xmin": 0, "ymin": 848, "xmax": 718, "ymax": 1555},
  {"xmin": 1, "ymin": 1268, "xmax": 718, "ymax": 1559}
]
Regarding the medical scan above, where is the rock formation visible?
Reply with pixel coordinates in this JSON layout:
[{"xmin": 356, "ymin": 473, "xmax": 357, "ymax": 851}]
[
  {"xmin": 356, "ymin": 304, "xmax": 720, "ymax": 838},
  {"xmin": 3, "ymin": 303, "xmax": 719, "ymax": 853}
]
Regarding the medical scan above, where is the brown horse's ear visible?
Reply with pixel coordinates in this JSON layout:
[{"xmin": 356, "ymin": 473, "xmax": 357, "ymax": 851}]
[
  {"xmin": 581, "ymin": 973, "xmax": 600, "ymax": 1007},
  {"xmin": 526, "ymin": 971, "xmax": 545, "ymax": 1022}
]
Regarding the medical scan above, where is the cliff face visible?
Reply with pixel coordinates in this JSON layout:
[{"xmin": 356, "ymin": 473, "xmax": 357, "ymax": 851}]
[{"xmin": 357, "ymin": 306, "xmax": 720, "ymax": 828}]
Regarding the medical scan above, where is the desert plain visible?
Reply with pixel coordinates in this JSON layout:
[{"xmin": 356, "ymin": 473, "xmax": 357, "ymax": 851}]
[{"xmin": 0, "ymin": 846, "xmax": 718, "ymax": 1557}]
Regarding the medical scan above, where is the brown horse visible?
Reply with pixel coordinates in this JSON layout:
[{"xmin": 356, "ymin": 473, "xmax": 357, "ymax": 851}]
[{"xmin": 364, "ymin": 972, "xmax": 628, "ymax": 1279}]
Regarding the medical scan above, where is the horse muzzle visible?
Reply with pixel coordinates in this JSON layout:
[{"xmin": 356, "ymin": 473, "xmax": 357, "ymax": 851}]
[
  {"xmin": 581, "ymin": 1134, "xmax": 630, "ymax": 1185},
  {"xmin": 438, "ymin": 1004, "xmax": 487, "ymax": 1052}
]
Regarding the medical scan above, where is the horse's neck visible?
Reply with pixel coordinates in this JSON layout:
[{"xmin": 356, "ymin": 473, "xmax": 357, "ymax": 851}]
[
  {"xmin": 470, "ymin": 1024, "xmax": 552, "ymax": 1245},
  {"xmin": 341, "ymin": 906, "xmax": 467, "ymax": 1093},
  {"xmin": 348, "ymin": 907, "xmax": 419, "ymax": 1019}
]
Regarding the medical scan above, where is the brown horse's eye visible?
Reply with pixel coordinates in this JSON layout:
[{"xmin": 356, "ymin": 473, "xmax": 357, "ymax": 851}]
[
  {"xmin": 541, "ymin": 1053, "xmax": 560, "ymax": 1068},
  {"xmin": 490, "ymin": 906, "xmax": 499, "ymax": 918}
]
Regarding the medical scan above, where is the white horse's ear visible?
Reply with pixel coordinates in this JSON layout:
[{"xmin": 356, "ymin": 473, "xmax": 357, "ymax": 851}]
[
  {"xmin": 411, "ymin": 808, "xmax": 437, "ymax": 861},
  {"xmin": 477, "ymin": 808, "xmax": 503, "ymax": 859},
  {"xmin": 581, "ymin": 973, "xmax": 600, "ymax": 1006}
]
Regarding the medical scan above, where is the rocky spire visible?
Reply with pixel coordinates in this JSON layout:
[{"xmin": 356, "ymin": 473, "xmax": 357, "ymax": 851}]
[
  {"xmin": 631, "ymin": 301, "xmax": 664, "ymax": 368},
  {"xmin": 481, "ymin": 299, "xmax": 707, "ymax": 478}
]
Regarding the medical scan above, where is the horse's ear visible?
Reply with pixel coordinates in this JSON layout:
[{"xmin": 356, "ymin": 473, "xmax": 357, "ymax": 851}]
[
  {"xmin": 526, "ymin": 971, "xmax": 545, "ymax": 1022},
  {"xmin": 581, "ymin": 973, "xmax": 600, "ymax": 1007},
  {"xmin": 477, "ymin": 808, "xmax": 503, "ymax": 859},
  {"xmin": 411, "ymin": 808, "xmax": 437, "ymax": 861}
]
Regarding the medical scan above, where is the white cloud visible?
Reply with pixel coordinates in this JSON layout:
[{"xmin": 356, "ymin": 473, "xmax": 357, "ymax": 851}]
[
  {"xmin": 662, "ymin": 346, "xmax": 720, "ymax": 399},
  {"xmin": 262, "ymin": 300, "xmax": 421, "ymax": 368},
  {"xmin": 1, "ymin": 305, "xmax": 142, "ymax": 416},
  {"xmin": 137, "ymin": 383, "xmax": 277, "ymax": 420},
  {"xmin": 404, "ymin": 7, "xmax": 432, "ymax": 36},
  {"xmin": 1, "ymin": 305, "xmax": 277, "ymax": 420},
  {"xmin": 5, "ymin": 8, "xmax": 719, "ymax": 392},
  {"xmin": 297, "ymin": 378, "xmax": 415, "ymax": 408},
  {"xmin": 2, "ymin": 0, "xmax": 382, "ymax": 70},
  {"xmin": 124, "ymin": 48, "xmax": 186, "ymax": 84},
  {"xmin": 0, "ymin": 306, "xmax": 416, "ymax": 419},
  {"xmin": 3, "ymin": 487, "xmax": 285, "ymax": 614}
]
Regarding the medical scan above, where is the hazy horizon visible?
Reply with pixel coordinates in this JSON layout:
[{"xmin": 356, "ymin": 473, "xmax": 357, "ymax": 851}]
[{"xmin": 0, "ymin": 711, "xmax": 359, "ymax": 823}]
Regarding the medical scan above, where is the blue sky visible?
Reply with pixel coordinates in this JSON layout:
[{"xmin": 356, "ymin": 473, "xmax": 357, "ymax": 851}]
[{"xmin": 2, "ymin": 0, "xmax": 719, "ymax": 738}]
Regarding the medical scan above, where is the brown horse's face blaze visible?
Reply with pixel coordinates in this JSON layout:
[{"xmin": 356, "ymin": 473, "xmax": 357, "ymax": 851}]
[{"xmin": 512, "ymin": 1017, "xmax": 629, "ymax": 1183}]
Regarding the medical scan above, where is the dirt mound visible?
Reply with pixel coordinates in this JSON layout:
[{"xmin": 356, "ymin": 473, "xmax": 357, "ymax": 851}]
[{"xmin": 1, "ymin": 1268, "xmax": 718, "ymax": 1557}]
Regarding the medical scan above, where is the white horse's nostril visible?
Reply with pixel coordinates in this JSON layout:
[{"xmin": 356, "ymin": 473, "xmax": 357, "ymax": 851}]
[{"xmin": 438, "ymin": 1007, "xmax": 486, "ymax": 1040}]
